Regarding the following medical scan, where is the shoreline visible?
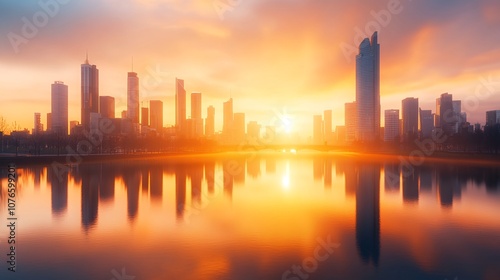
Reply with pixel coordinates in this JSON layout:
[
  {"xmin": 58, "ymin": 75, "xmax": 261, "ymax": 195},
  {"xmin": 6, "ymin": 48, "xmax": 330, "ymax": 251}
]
[{"xmin": 1, "ymin": 149, "xmax": 500, "ymax": 167}]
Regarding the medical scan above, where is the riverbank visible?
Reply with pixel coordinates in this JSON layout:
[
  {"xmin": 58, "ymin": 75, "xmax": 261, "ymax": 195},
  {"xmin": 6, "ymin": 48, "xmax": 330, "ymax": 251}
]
[{"xmin": 1, "ymin": 149, "xmax": 500, "ymax": 167}]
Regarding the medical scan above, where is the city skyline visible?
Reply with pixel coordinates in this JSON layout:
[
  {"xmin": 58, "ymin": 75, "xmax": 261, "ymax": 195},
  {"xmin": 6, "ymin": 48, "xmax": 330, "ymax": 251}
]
[{"xmin": 1, "ymin": 1, "xmax": 500, "ymax": 133}]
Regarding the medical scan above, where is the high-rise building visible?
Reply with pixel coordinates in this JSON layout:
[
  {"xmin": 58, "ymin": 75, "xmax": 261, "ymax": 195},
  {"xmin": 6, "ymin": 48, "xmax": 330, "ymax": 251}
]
[
  {"xmin": 324, "ymin": 110, "xmax": 332, "ymax": 144},
  {"xmin": 436, "ymin": 93, "xmax": 455, "ymax": 135},
  {"xmin": 121, "ymin": 110, "xmax": 127, "ymax": 119},
  {"xmin": 175, "ymin": 78, "xmax": 186, "ymax": 135},
  {"xmin": 384, "ymin": 110, "xmax": 399, "ymax": 142},
  {"xmin": 150, "ymin": 100, "xmax": 163, "ymax": 132},
  {"xmin": 47, "ymin": 113, "xmax": 52, "ymax": 132},
  {"xmin": 99, "ymin": 96, "xmax": 115, "ymax": 119},
  {"xmin": 191, "ymin": 93, "xmax": 203, "ymax": 138},
  {"xmin": 51, "ymin": 81, "xmax": 68, "ymax": 135},
  {"xmin": 486, "ymin": 110, "xmax": 500, "ymax": 126},
  {"xmin": 141, "ymin": 107, "xmax": 149, "ymax": 126},
  {"xmin": 70, "ymin": 121, "xmax": 79, "ymax": 134},
  {"xmin": 356, "ymin": 32, "xmax": 380, "ymax": 142},
  {"xmin": 345, "ymin": 102, "xmax": 357, "ymax": 142},
  {"xmin": 81, "ymin": 55, "xmax": 99, "ymax": 130},
  {"xmin": 223, "ymin": 98, "xmax": 233, "ymax": 142},
  {"xmin": 419, "ymin": 109, "xmax": 434, "ymax": 139},
  {"xmin": 313, "ymin": 115, "xmax": 323, "ymax": 145},
  {"xmin": 33, "ymin": 113, "xmax": 43, "ymax": 135},
  {"xmin": 233, "ymin": 113, "xmax": 245, "ymax": 143},
  {"xmin": 127, "ymin": 72, "xmax": 139, "ymax": 123},
  {"xmin": 402, "ymin": 97, "xmax": 419, "ymax": 141},
  {"xmin": 205, "ymin": 106, "xmax": 215, "ymax": 137}
]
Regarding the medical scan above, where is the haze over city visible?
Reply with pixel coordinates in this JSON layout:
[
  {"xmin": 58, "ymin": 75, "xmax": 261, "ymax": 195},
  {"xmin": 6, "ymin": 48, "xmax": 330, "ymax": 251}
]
[{"xmin": 1, "ymin": 0, "xmax": 500, "ymax": 133}]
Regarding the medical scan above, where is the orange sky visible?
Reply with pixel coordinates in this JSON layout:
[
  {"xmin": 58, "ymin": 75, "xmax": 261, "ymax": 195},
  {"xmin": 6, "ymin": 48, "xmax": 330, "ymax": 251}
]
[{"xmin": 1, "ymin": 0, "xmax": 500, "ymax": 135}]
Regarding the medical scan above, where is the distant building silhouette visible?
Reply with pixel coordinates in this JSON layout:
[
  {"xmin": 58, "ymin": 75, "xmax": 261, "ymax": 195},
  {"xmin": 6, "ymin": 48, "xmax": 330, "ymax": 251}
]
[
  {"xmin": 141, "ymin": 107, "xmax": 149, "ymax": 127},
  {"xmin": 223, "ymin": 98, "xmax": 233, "ymax": 143},
  {"xmin": 324, "ymin": 110, "xmax": 333, "ymax": 144},
  {"xmin": 191, "ymin": 93, "xmax": 203, "ymax": 138},
  {"xmin": 436, "ymin": 93, "xmax": 455, "ymax": 135},
  {"xmin": 402, "ymin": 97, "xmax": 419, "ymax": 141},
  {"xmin": 33, "ymin": 112, "xmax": 43, "ymax": 135},
  {"xmin": 99, "ymin": 96, "xmax": 115, "ymax": 119},
  {"xmin": 150, "ymin": 100, "xmax": 163, "ymax": 133},
  {"xmin": 176, "ymin": 78, "xmax": 187, "ymax": 136},
  {"xmin": 384, "ymin": 109, "xmax": 399, "ymax": 142},
  {"xmin": 51, "ymin": 81, "xmax": 68, "ymax": 135},
  {"xmin": 81, "ymin": 55, "xmax": 99, "ymax": 130},
  {"xmin": 205, "ymin": 106, "xmax": 215, "ymax": 138},
  {"xmin": 486, "ymin": 110, "xmax": 500, "ymax": 126},
  {"xmin": 345, "ymin": 102, "xmax": 357, "ymax": 142},
  {"xmin": 419, "ymin": 109, "xmax": 434, "ymax": 138},
  {"xmin": 356, "ymin": 32, "xmax": 380, "ymax": 142},
  {"xmin": 127, "ymin": 72, "xmax": 139, "ymax": 123}
]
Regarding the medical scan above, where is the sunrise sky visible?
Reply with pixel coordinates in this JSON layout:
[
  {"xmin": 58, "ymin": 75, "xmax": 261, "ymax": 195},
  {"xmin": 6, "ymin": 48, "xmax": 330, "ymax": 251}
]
[{"xmin": 1, "ymin": 0, "xmax": 500, "ymax": 134}]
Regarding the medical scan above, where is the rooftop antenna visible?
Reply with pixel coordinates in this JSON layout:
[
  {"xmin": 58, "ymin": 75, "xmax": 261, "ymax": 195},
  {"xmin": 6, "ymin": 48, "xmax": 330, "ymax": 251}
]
[
  {"xmin": 85, "ymin": 50, "xmax": 89, "ymax": 64},
  {"xmin": 131, "ymin": 56, "xmax": 134, "ymax": 72}
]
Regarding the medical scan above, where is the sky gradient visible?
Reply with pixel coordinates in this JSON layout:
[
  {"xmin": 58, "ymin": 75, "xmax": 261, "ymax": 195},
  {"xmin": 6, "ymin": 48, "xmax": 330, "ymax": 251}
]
[{"xmin": 1, "ymin": 0, "xmax": 500, "ymax": 135}]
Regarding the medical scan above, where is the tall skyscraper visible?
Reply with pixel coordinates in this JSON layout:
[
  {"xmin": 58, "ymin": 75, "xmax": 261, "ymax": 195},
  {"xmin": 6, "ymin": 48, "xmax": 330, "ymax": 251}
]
[
  {"xmin": 223, "ymin": 98, "xmax": 233, "ymax": 142},
  {"xmin": 356, "ymin": 32, "xmax": 380, "ymax": 142},
  {"xmin": 127, "ymin": 72, "xmax": 139, "ymax": 123},
  {"xmin": 191, "ymin": 93, "xmax": 203, "ymax": 138},
  {"xmin": 51, "ymin": 81, "xmax": 68, "ymax": 135},
  {"xmin": 384, "ymin": 109, "xmax": 399, "ymax": 142},
  {"xmin": 150, "ymin": 100, "xmax": 163, "ymax": 132},
  {"xmin": 402, "ymin": 97, "xmax": 419, "ymax": 141},
  {"xmin": 247, "ymin": 121, "xmax": 260, "ymax": 140},
  {"xmin": 175, "ymin": 78, "xmax": 186, "ymax": 134},
  {"xmin": 313, "ymin": 115, "xmax": 323, "ymax": 145},
  {"xmin": 141, "ymin": 107, "xmax": 149, "ymax": 126},
  {"xmin": 436, "ymin": 93, "xmax": 455, "ymax": 135},
  {"xmin": 205, "ymin": 106, "xmax": 215, "ymax": 137},
  {"xmin": 345, "ymin": 102, "xmax": 357, "ymax": 142},
  {"xmin": 419, "ymin": 109, "xmax": 434, "ymax": 138},
  {"xmin": 99, "ymin": 96, "xmax": 115, "ymax": 119},
  {"xmin": 33, "ymin": 113, "xmax": 42, "ymax": 135},
  {"xmin": 81, "ymin": 55, "xmax": 99, "ymax": 130}
]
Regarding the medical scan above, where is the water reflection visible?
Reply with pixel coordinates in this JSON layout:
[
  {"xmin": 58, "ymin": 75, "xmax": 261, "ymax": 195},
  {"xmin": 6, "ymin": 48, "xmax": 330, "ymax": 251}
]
[
  {"xmin": 355, "ymin": 163, "xmax": 380, "ymax": 266},
  {"xmin": 2, "ymin": 155, "xmax": 500, "ymax": 279}
]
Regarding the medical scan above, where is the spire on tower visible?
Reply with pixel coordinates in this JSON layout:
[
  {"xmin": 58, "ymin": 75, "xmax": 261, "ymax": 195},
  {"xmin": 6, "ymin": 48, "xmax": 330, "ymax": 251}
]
[{"xmin": 85, "ymin": 51, "xmax": 89, "ymax": 64}]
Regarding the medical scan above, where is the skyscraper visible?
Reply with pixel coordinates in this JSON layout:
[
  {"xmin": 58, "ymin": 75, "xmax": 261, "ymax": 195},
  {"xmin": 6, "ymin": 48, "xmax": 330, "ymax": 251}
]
[
  {"xmin": 175, "ymin": 78, "xmax": 186, "ymax": 135},
  {"xmin": 99, "ymin": 96, "xmax": 115, "ymax": 119},
  {"xmin": 356, "ymin": 32, "xmax": 380, "ymax": 142},
  {"xmin": 205, "ymin": 106, "xmax": 215, "ymax": 137},
  {"xmin": 419, "ymin": 109, "xmax": 434, "ymax": 138},
  {"xmin": 47, "ymin": 113, "xmax": 52, "ymax": 132},
  {"xmin": 81, "ymin": 55, "xmax": 99, "ymax": 130},
  {"xmin": 191, "ymin": 93, "xmax": 203, "ymax": 138},
  {"xmin": 127, "ymin": 72, "xmax": 139, "ymax": 123},
  {"xmin": 223, "ymin": 98, "xmax": 233, "ymax": 142},
  {"xmin": 402, "ymin": 97, "xmax": 419, "ymax": 141},
  {"xmin": 486, "ymin": 110, "xmax": 500, "ymax": 126},
  {"xmin": 384, "ymin": 109, "xmax": 399, "ymax": 142},
  {"xmin": 150, "ymin": 100, "xmax": 163, "ymax": 132},
  {"xmin": 436, "ymin": 93, "xmax": 455, "ymax": 135},
  {"xmin": 141, "ymin": 107, "xmax": 149, "ymax": 126},
  {"xmin": 51, "ymin": 81, "xmax": 68, "ymax": 135},
  {"xmin": 33, "ymin": 113, "xmax": 42, "ymax": 135}
]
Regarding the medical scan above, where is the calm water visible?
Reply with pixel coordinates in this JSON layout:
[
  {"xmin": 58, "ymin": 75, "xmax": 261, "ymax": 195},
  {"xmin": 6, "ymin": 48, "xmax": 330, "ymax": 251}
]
[{"xmin": 1, "ymin": 153, "xmax": 500, "ymax": 280}]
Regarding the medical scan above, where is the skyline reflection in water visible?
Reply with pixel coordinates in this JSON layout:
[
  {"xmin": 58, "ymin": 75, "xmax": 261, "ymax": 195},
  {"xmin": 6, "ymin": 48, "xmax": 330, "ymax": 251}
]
[{"xmin": 0, "ymin": 153, "xmax": 499, "ymax": 280}]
